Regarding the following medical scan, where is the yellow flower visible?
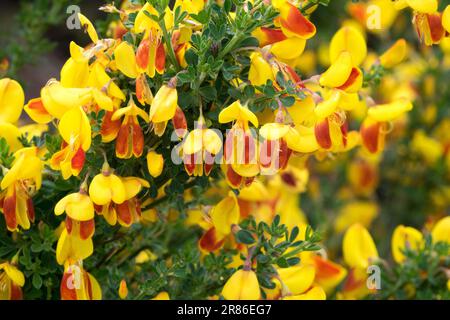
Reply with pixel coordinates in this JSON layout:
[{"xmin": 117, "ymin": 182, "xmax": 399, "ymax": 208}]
[
  {"xmin": 50, "ymin": 107, "xmax": 91, "ymax": 179},
  {"xmin": 431, "ymin": 216, "xmax": 450, "ymax": 244},
  {"xmin": 150, "ymin": 82, "xmax": 178, "ymax": 136},
  {"xmin": 380, "ymin": 39, "xmax": 407, "ymax": 69},
  {"xmin": 391, "ymin": 225, "xmax": 423, "ymax": 263},
  {"xmin": 282, "ymin": 286, "xmax": 326, "ymax": 300},
  {"xmin": 147, "ymin": 151, "xmax": 164, "ymax": 178},
  {"xmin": 222, "ymin": 269, "xmax": 260, "ymax": 300},
  {"xmin": 343, "ymin": 224, "xmax": 379, "ymax": 269},
  {"xmin": 89, "ymin": 162, "xmax": 126, "ymax": 206},
  {"xmin": 60, "ymin": 261, "xmax": 102, "ymax": 300},
  {"xmin": 334, "ymin": 201, "xmax": 379, "ymax": 233},
  {"xmin": 248, "ymin": 52, "xmax": 274, "ymax": 87},
  {"xmin": 78, "ymin": 13, "xmax": 99, "ymax": 43},
  {"xmin": 55, "ymin": 191, "xmax": 95, "ymax": 222},
  {"xmin": 210, "ymin": 191, "xmax": 240, "ymax": 237},
  {"xmin": 0, "ymin": 78, "xmax": 24, "ymax": 123},
  {"xmin": 56, "ymin": 228, "xmax": 94, "ymax": 265},
  {"xmin": 329, "ymin": 26, "xmax": 367, "ymax": 66},
  {"xmin": 151, "ymin": 291, "xmax": 170, "ymax": 300},
  {"xmin": 443, "ymin": 5, "xmax": 450, "ymax": 33},
  {"xmin": 118, "ymin": 279, "xmax": 128, "ymax": 299},
  {"xmin": 0, "ymin": 147, "xmax": 42, "ymax": 231},
  {"xmin": 0, "ymin": 262, "xmax": 25, "ymax": 300}
]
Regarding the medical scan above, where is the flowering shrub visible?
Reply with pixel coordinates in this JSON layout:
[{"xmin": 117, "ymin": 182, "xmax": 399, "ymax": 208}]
[{"xmin": 0, "ymin": 0, "xmax": 449, "ymax": 300}]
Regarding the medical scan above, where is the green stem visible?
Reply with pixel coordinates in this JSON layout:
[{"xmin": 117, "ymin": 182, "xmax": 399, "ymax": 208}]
[
  {"xmin": 160, "ymin": 19, "xmax": 180, "ymax": 71},
  {"xmin": 218, "ymin": 34, "xmax": 245, "ymax": 60}
]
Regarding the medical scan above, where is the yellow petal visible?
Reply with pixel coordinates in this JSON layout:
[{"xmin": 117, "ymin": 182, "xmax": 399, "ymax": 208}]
[
  {"xmin": 118, "ymin": 279, "xmax": 128, "ymax": 299},
  {"xmin": 219, "ymin": 100, "xmax": 259, "ymax": 127},
  {"xmin": 150, "ymin": 85, "xmax": 178, "ymax": 123},
  {"xmin": 58, "ymin": 107, "xmax": 92, "ymax": 151},
  {"xmin": 259, "ymin": 123, "xmax": 289, "ymax": 140},
  {"xmin": 277, "ymin": 265, "xmax": 315, "ymax": 295},
  {"xmin": 78, "ymin": 13, "xmax": 99, "ymax": 43},
  {"xmin": 203, "ymin": 129, "xmax": 223, "ymax": 155},
  {"xmin": 4, "ymin": 263, "xmax": 25, "ymax": 287},
  {"xmin": 443, "ymin": 5, "xmax": 450, "ymax": 33},
  {"xmin": 0, "ymin": 123, "xmax": 22, "ymax": 152},
  {"xmin": 121, "ymin": 177, "xmax": 149, "ymax": 199},
  {"xmin": 367, "ymin": 98, "xmax": 413, "ymax": 122},
  {"xmin": 0, "ymin": 78, "xmax": 24, "ymax": 123},
  {"xmin": 406, "ymin": 0, "xmax": 438, "ymax": 13},
  {"xmin": 248, "ymin": 52, "xmax": 274, "ymax": 87},
  {"xmin": 431, "ymin": 216, "xmax": 450, "ymax": 244},
  {"xmin": 270, "ymin": 37, "xmax": 306, "ymax": 60},
  {"xmin": 343, "ymin": 224, "xmax": 379, "ymax": 269},
  {"xmin": 380, "ymin": 39, "xmax": 407, "ymax": 69},
  {"xmin": 391, "ymin": 225, "xmax": 423, "ymax": 263},
  {"xmin": 114, "ymin": 42, "xmax": 139, "ymax": 79},
  {"xmin": 89, "ymin": 173, "xmax": 126, "ymax": 205},
  {"xmin": 329, "ymin": 26, "xmax": 367, "ymax": 66},
  {"xmin": 61, "ymin": 58, "xmax": 89, "ymax": 88},
  {"xmin": 55, "ymin": 193, "xmax": 95, "ymax": 221},
  {"xmin": 320, "ymin": 51, "xmax": 353, "ymax": 88},
  {"xmin": 147, "ymin": 151, "xmax": 164, "ymax": 178},
  {"xmin": 211, "ymin": 192, "xmax": 240, "ymax": 236},
  {"xmin": 151, "ymin": 291, "xmax": 170, "ymax": 300},
  {"xmin": 314, "ymin": 90, "xmax": 342, "ymax": 118},
  {"xmin": 222, "ymin": 269, "xmax": 260, "ymax": 300},
  {"xmin": 282, "ymin": 286, "xmax": 326, "ymax": 300}
]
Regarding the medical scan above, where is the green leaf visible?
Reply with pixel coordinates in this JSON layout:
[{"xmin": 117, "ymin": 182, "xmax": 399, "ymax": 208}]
[{"xmin": 235, "ymin": 230, "xmax": 255, "ymax": 245}]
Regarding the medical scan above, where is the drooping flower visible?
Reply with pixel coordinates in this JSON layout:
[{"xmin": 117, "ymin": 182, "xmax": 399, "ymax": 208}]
[
  {"xmin": 343, "ymin": 224, "xmax": 379, "ymax": 269},
  {"xmin": 0, "ymin": 261, "xmax": 25, "ymax": 300},
  {"xmin": 182, "ymin": 115, "xmax": 222, "ymax": 177},
  {"xmin": 0, "ymin": 147, "xmax": 42, "ymax": 231},
  {"xmin": 149, "ymin": 81, "xmax": 178, "ymax": 136},
  {"xmin": 391, "ymin": 225, "xmax": 423, "ymax": 263},
  {"xmin": 50, "ymin": 107, "xmax": 91, "ymax": 179},
  {"xmin": 60, "ymin": 260, "xmax": 101, "ymax": 300},
  {"xmin": 112, "ymin": 97, "xmax": 149, "ymax": 159}
]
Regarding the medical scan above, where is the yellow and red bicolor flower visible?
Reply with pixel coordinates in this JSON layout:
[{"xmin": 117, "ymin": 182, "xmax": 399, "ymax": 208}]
[
  {"xmin": 50, "ymin": 107, "xmax": 91, "ymax": 179},
  {"xmin": 199, "ymin": 191, "xmax": 240, "ymax": 252},
  {"xmin": 221, "ymin": 268, "xmax": 260, "ymax": 300},
  {"xmin": 308, "ymin": 255, "xmax": 347, "ymax": 294},
  {"xmin": 395, "ymin": 0, "xmax": 446, "ymax": 46},
  {"xmin": 0, "ymin": 261, "xmax": 25, "ymax": 300},
  {"xmin": 272, "ymin": 0, "xmax": 316, "ymax": 39},
  {"xmin": 0, "ymin": 78, "xmax": 24, "ymax": 124},
  {"xmin": 150, "ymin": 81, "xmax": 179, "ymax": 136},
  {"xmin": 265, "ymin": 264, "xmax": 316, "ymax": 300},
  {"xmin": 219, "ymin": 101, "xmax": 260, "ymax": 188},
  {"xmin": 114, "ymin": 35, "xmax": 165, "ymax": 102},
  {"xmin": 314, "ymin": 111, "xmax": 349, "ymax": 152},
  {"xmin": 0, "ymin": 147, "xmax": 42, "ymax": 232},
  {"xmin": 391, "ymin": 225, "xmax": 423, "ymax": 263},
  {"xmin": 320, "ymin": 51, "xmax": 363, "ymax": 93},
  {"xmin": 60, "ymin": 260, "xmax": 101, "ymax": 300},
  {"xmin": 112, "ymin": 97, "xmax": 149, "ymax": 159},
  {"xmin": 329, "ymin": 26, "xmax": 367, "ymax": 66},
  {"xmin": 54, "ymin": 188, "xmax": 95, "ymax": 265},
  {"xmin": 360, "ymin": 98, "xmax": 413, "ymax": 153},
  {"xmin": 182, "ymin": 115, "xmax": 222, "ymax": 177}
]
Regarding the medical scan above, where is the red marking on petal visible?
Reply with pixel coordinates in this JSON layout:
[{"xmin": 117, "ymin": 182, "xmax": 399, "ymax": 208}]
[
  {"xmin": 27, "ymin": 98, "xmax": 49, "ymax": 115},
  {"xmin": 279, "ymin": 139, "xmax": 291, "ymax": 170},
  {"xmin": 61, "ymin": 272, "xmax": 78, "ymax": 300},
  {"xmin": 116, "ymin": 122, "xmax": 131, "ymax": 158},
  {"xmin": 360, "ymin": 121, "xmax": 381, "ymax": 154},
  {"xmin": 172, "ymin": 106, "xmax": 187, "ymax": 138},
  {"xmin": 155, "ymin": 41, "xmax": 166, "ymax": 74},
  {"xmin": 343, "ymin": 269, "xmax": 365, "ymax": 292},
  {"xmin": 260, "ymin": 27, "xmax": 287, "ymax": 46},
  {"xmin": 184, "ymin": 154, "xmax": 196, "ymax": 176},
  {"xmin": 65, "ymin": 216, "xmax": 73, "ymax": 234},
  {"xmin": 281, "ymin": 3, "xmax": 316, "ymax": 38},
  {"xmin": 101, "ymin": 111, "xmax": 121, "ymax": 140},
  {"xmin": 117, "ymin": 202, "xmax": 133, "ymax": 226},
  {"xmin": 71, "ymin": 148, "xmax": 86, "ymax": 174},
  {"xmin": 337, "ymin": 68, "xmax": 361, "ymax": 91},
  {"xmin": 260, "ymin": 139, "xmax": 273, "ymax": 168},
  {"xmin": 79, "ymin": 219, "xmax": 95, "ymax": 240},
  {"xmin": 132, "ymin": 120, "xmax": 144, "ymax": 157},
  {"xmin": 26, "ymin": 197, "xmax": 35, "ymax": 222},
  {"xmin": 199, "ymin": 227, "xmax": 225, "ymax": 252},
  {"xmin": 341, "ymin": 120, "xmax": 349, "ymax": 147},
  {"xmin": 427, "ymin": 13, "xmax": 445, "ymax": 43},
  {"xmin": 313, "ymin": 256, "xmax": 342, "ymax": 279},
  {"xmin": 10, "ymin": 283, "xmax": 23, "ymax": 300},
  {"xmin": 3, "ymin": 188, "xmax": 17, "ymax": 231},
  {"xmin": 315, "ymin": 118, "xmax": 332, "ymax": 149},
  {"xmin": 226, "ymin": 165, "xmax": 243, "ymax": 188},
  {"xmin": 136, "ymin": 39, "xmax": 150, "ymax": 70}
]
